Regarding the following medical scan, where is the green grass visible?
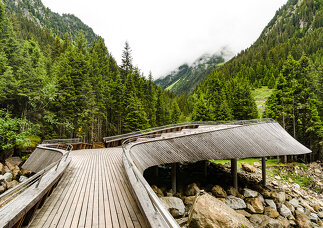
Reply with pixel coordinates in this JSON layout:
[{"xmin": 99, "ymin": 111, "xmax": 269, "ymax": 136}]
[
  {"xmin": 268, "ymin": 168, "xmax": 312, "ymax": 189},
  {"xmin": 210, "ymin": 158, "xmax": 282, "ymax": 168},
  {"xmin": 251, "ymin": 86, "xmax": 274, "ymax": 116},
  {"xmin": 166, "ymin": 78, "xmax": 181, "ymax": 91}
]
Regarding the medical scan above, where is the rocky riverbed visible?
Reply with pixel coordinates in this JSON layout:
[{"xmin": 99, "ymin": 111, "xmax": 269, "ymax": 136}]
[
  {"xmin": 0, "ymin": 157, "xmax": 32, "ymax": 194},
  {"xmin": 151, "ymin": 161, "xmax": 323, "ymax": 228}
]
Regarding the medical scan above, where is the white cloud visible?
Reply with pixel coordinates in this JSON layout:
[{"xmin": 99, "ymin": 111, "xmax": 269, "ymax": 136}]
[{"xmin": 42, "ymin": 0, "xmax": 287, "ymax": 78}]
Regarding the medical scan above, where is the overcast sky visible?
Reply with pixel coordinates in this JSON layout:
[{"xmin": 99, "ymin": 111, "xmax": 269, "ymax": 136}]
[{"xmin": 42, "ymin": 0, "xmax": 287, "ymax": 78}]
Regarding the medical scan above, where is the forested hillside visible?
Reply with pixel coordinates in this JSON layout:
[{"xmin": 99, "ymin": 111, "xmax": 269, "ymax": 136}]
[
  {"xmin": 0, "ymin": 1, "xmax": 185, "ymax": 159},
  {"xmin": 3, "ymin": 0, "xmax": 98, "ymax": 44},
  {"xmin": 190, "ymin": 0, "xmax": 322, "ymax": 159},
  {"xmin": 155, "ymin": 54, "xmax": 225, "ymax": 95}
]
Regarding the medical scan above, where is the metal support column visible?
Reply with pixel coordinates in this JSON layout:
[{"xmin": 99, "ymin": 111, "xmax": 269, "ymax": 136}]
[
  {"xmin": 262, "ymin": 157, "xmax": 266, "ymax": 186},
  {"xmin": 231, "ymin": 159, "xmax": 238, "ymax": 189},
  {"xmin": 171, "ymin": 163, "xmax": 177, "ymax": 194}
]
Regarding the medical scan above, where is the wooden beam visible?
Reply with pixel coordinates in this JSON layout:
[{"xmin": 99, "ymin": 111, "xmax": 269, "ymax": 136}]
[
  {"xmin": 231, "ymin": 159, "xmax": 238, "ymax": 189},
  {"xmin": 262, "ymin": 157, "xmax": 266, "ymax": 186},
  {"xmin": 171, "ymin": 163, "xmax": 176, "ymax": 194}
]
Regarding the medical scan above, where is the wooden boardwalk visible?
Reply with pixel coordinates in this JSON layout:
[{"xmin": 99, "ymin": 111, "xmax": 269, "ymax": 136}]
[{"xmin": 29, "ymin": 148, "xmax": 147, "ymax": 228}]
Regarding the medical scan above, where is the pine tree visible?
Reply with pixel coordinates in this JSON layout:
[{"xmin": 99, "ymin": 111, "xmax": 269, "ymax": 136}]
[{"xmin": 120, "ymin": 41, "xmax": 133, "ymax": 79}]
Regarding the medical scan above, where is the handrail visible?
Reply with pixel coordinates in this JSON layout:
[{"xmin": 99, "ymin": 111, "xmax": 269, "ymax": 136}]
[
  {"xmin": 42, "ymin": 138, "xmax": 81, "ymax": 144},
  {"xmin": 104, "ymin": 118, "xmax": 275, "ymax": 143},
  {"xmin": 0, "ymin": 143, "xmax": 73, "ymax": 208},
  {"xmin": 121, "ymin": 119, "xmax": 276, "ymax": 228}
]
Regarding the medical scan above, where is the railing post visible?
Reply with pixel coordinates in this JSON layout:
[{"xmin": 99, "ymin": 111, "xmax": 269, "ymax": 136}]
[
  {"xmin": 55, "ymin": 159, "xmax": 61, "ymax": 171},
  {"xmin": 36, "ymin": 173, "xmax": 44, "ymax": 188}
]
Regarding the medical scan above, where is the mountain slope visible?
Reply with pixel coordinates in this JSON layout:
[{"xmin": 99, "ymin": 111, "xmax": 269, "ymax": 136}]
[
  {"xmin": 155, "ymin": 53, "xmax": 225, "ymax": 95},
  {"xmin": 3, "ymin": 0, "xmax": 98, "ymax": 43}
]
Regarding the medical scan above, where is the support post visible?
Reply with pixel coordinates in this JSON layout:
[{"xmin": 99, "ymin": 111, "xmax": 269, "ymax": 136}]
[
  {"xmin": 231, "ymin": 159, "xmax": 238, "ymax": 189},
  {"xmin": 155, "ymin": 166, "xmax": 159, "ymax": 178},
  {"xmin": 171, "ymin": 163, "xmax": 177, "ymax": 194},
  {"xmin": 262, "ymin": 157, "xmax": 266, "ymax": 186},
  {"xmin": 204, "ymin": 160, "xmax": 208, "ymax": 179}
]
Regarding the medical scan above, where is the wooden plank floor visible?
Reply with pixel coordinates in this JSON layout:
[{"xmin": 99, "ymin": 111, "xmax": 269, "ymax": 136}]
[{"xmin": 29, "ymin": 148, "xmax": 147, "ymax": 228}]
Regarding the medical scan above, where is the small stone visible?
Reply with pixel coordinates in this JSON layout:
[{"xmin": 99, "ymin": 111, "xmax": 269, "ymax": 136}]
[
  {"xmin": 275, "ymin": 175, "xmax": 281, "ymax": 180},
  {"xmin": 264, "ymin": 206, "xmax": 280, "ymax": 218},
  {"xmin": 310, "ymin": 213, "xmax": 319, "ymax": 223},
  {"xmin": 19, "ymin": 176, "xmax": 28, "ymax": 183},
  {"xmin": 271, "ymin": 191, "xmax": 286, "ymax": 204},
  {"xmin": 211, "ymin": 185, "xmax": 227, "ymax": 198},
  {"xmin": 288, "ymin": 177, "xmax": 293, "ymax": 183},
  {"xmin": 317, "ymin": 219, "xmax": 323, "ymax": 226},
  {"xmin": 242, "ymin": 188, "xmax": 258, "ymax": 198},
  {"xmin": 241, "ymin": 163, "xmax": 256, "ymax": 173},
  {"xmin": 12, "ymin": 165, "xmax": 21, "ymax": 180},
  {"xmin": 3, "ymin": 166, "xmax": 10, "ymax": 173},
  {"xmin": 285, "ymin": 201, "xmax": 295, "ymax": 213},
  {"xmin": 21, "ymin": 168, "xmax": 32, "ymax": 177},
  {"xmin": 225, "ymin": 195, "xmax": 246, "ymax": 210},
  {"xmin": 185, "ymin": 183, "xmax": 200, "ymax": 196},
  {"xmin": 289, "ymin": 198, "xmax": 299, "ymax": 208},
  {"xmin": 151, "ymin": 185, "xmax": 164, "ymax": 197},
  {"xmin": 287, "ymin": 214, "xmax": 295, "ymax": 220},
  {"xmin": 277, "ymin": 216, "xmax": 290, "ymax": 228},
  {"xmin": 226, "ymin": 186, "xmax": 243, "ymax": 198},
  {"xmin": 5, "ymin": 157, "xmax": 23, "ymax": 170},
  {"xmin": 184, "ymin": 196, "xmax": 195, "ymax": 207},
  {"xmin": 313, "ymin": 204, "xmax": 320, "ymax": 212},
  {"xmin": 3, "ymin": 172, "xmax": 13, "ymax": 182},
  {"xmin": 279, "ymin": 204, "xmax": 292, "ymax": 218},
  {"xmin": 249, "ymin": 214, "xmax": 269, "ymax": 226},
  {"xmin": 265, "ymin": 199, "xmax": 277, "ymax": 210},
  {"xmin": 0, "ymin": 183, "xmax": 6, "ymax": 194},
  {"xmin": 318, "ymin": 211, "xmax": 323, "ymax": 219},
  {"xmin": 253, "ymin": 162, "xmax": 261, "ymax": 168},
  {"xmin": 295, "ymin": 209, "xmax": 312, "ymax": 228},
  {"xmin": 0, "ymin": 175, "xmax": 4, "ymax": 182}
]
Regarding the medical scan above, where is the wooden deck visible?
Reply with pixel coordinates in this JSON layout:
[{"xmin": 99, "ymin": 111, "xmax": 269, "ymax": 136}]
[{"xmin": 29, "ymin": 148, "xmax": 147, "ymax": 228}]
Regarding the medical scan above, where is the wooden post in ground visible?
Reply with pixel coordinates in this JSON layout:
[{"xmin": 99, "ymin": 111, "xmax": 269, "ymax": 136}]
[
  {"xmin": 262, "ymin": 157, "xmax": 266, "ymax": 186},
  {"xmin": 231, "ymin": 159, "xmax": 238, "ymax": 189},
  {"xmin": 172, "ymin": 163, "xmax": 177, "ymax": 194}
]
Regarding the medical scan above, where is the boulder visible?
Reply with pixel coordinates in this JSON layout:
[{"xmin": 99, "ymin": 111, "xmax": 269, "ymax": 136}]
[
  {"xmin": 225, "ymin": 195, "xmax": 246, "ymax": 210},
  {"xmin": 4, "ymin": 166, "xmax": 10, "ymax": 173},
  {"xmin": 277, "ymin": 216, "xmax": 290, "ymax": 228},
  {"xmin": 295, "ymin": 210, "xmax": 312, "ymax": 228},
  {"xmin": 152, "ymin": 185, "xmax": 164, "ymax": 197},
  {"xmin": 7, "ymin": 180, "xmax": 19, "ymax": 189},
  {"xmin": 241, "ymin": 163, "xmax": 256, "ymax": 173},
  {"xmin": 0, "ymin": 163, "xmax": 5, "ymax": 175},
  {"xmin": 211, "ymin": 185, "xmax": 227, "ymax": 198},
  {"xmin": 160, "ymin": 197, "xmax": 185, "ymax": 217},
  {"xmin": 310, "ymin": 213, "xmax": 318, "ymax": 223},
  {"xmin": 264, "ymin": 206, "xmax": 280, "ymax": 218},
  {"xmin": 249, "ymin": 214, "xmax": 269, "ymax": 226},
  {"xmin": 271, "ymin": 191, "xmax": 286, "ymax": 204},
  {"xmin": 0, "ymin": 175, "xmax": 4, "ymax": 182},
  {"xmin": 245, "ymin": 197, "xmax": 264, "ymax": 214},
  {"xmin": 0, "ymin": 182, "xmax": 6, "ymax": 194},
  {"xmin": 19, "ymin": 176, "xmax": 28, "ymax": 183},
  {"xmin": 185, "ymin": 183, "xmax": 200, "ymax": 196},
  {"xmin": 21, "ymin": 168, "xmax": 32, "ymax": 177},
  {"xmin": 289, "ymin": 198, "xmax": 299, "ymax": 208},
  {"xmin": 279, "ymin": 204, "xmax": 292, "ymax": 218},
  {"xmin": 190, "ymin": 193, "xmax": 253, "ymax": 228},
  {"xmin": 184, "ymin": 196, "xmax": 196, "ymax": 207},
  {"xmin": 12, "ymin": 165, "xmax": 21, "ymax": 180},
  {"xmin": 260, "ymin": 217, "xmax": 284, "ymax": 228},
  {"xmin": 226, "ymin": 186, "xmax": 243, "ymax": 198},
  {"xmin": 284, "ymin": 201, "xmax": 295, "ymax": 213},
  {"xmin": 3, "ymin": 172, "xmax": 13, "ymax": 182},
  {"xmin": 235, "ymin": 210, "xmax": 251, "ymax": 218},
  {"xmin": 318, "ymin": 211, "xmax": 323, "ymax": 219},
  {"xmin": 265, "ymin": 199, "xmax": 277, "ymax": 210},
  {"xmin": 242, "ymin": 188, "xmax": 258, "ymax": 198},
  {"xmin": 5, "ymin": 157, "xmax": 23, "ymax": 170}
]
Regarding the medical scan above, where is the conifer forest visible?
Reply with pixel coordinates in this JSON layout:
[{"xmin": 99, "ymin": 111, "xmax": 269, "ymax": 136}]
[{"xmin": 0, "ymin": 0, "xmax": 322, "ymax": 161}]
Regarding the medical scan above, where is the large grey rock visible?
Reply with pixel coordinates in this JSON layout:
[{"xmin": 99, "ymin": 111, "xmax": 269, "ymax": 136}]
[
  {"xmin": 264, "ymin": 206, "xmax": 280, "ymax": 218},
  {"xmin": 310, "ymin": 213, "xmax": 319, "ymax": 223},
  {"xmin": 249, "ymin": 214, "xmax": 269, "ymax": 226},
  {"xmin": 272, "ymin": 191, "xmax": 286, "ymax": 204},
  {"xmin": 225, "ymin": 195, "xmax": 246, "ymax": 210},
  {"xmin": 243, "ymin": 188, "xmax": 258, "ymax": 198},
  {"xmin": 160, "ymin": 197, "xmax": 185, "ymax": 217},
  {"xmin": 260, "ymin": 217, "xmax": 284, "ymax": 228},
  {"xmin": 211, "ymin": 185, "xmax": 227, "ymax": 198},
  {"xmin": 190, "ymin": 193, "xmax": 253, "ymax": 228},
  {"xmin": 3, "ymin": 173, "xmax": 13, "ymax": 182},
  {"xmin": 265, "ymin": 199, "xmax": 277, "ymax": 210},
  {"xmin": 289, "ymin": 198, "xmax": 299, "ymax": 208},
  {"xmin": 279, "ymin": 204, "xmax": 292, "ymax": 218}
]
